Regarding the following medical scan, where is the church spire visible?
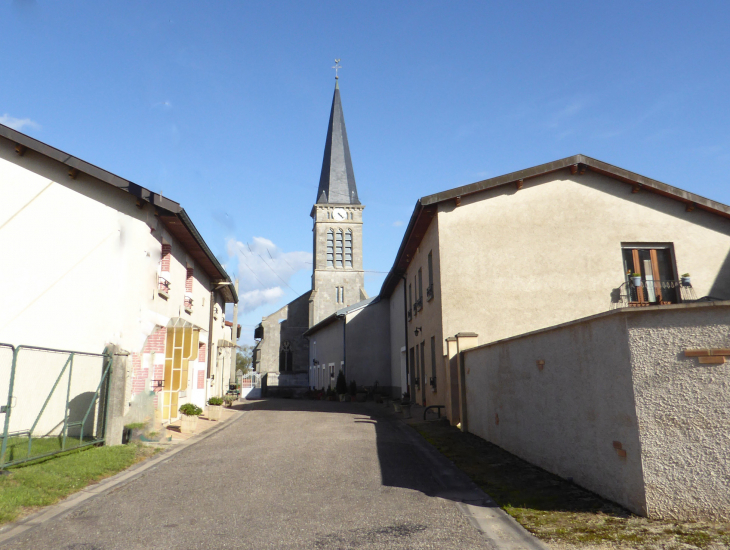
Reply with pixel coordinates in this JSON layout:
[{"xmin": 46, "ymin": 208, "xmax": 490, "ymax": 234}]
[{"xmin": 315, "ymin": 81, "xmax": 360, "ymax": 205}]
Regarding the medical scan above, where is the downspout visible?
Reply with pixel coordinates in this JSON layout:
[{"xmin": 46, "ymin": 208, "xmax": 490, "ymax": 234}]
[
  {"xmin": 402, "ymin": 275, "xmax": 409, "ymax": 395},
  {"xmin": 207, "ymin": 289, "xmax": 215, "ymax": 380},
  {"xmin": 337, "ymin": 313, "xmax": 347, "ymax": 381}
]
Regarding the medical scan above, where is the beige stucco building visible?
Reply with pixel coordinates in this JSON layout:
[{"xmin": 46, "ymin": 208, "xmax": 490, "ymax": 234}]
[
  {"xmin": 0, "ymin": 122, "xmax": 238, "ymax": 434},
  {"xmin": 307, "ymin": 153, "xmax": 730, "ymax": 519}
]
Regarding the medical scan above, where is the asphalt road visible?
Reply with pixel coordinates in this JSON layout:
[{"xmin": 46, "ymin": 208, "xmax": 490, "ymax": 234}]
[{"xmin": 5, "ymin": 399, "xmax": 496, "ymax": 550}]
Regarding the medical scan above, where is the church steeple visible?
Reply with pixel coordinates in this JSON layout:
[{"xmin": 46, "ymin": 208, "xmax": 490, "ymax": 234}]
[{"xmin": 315, "ymin": 82, "xmax": 360, "ymax": 205}]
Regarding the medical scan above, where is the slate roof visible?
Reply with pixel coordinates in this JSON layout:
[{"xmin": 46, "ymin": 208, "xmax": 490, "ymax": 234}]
[
  {"xmin": 302, "ymin": 297, "xmax": 378, "ymax": 336},
  {"xmin": 315, "ymin": 81, "xmax": 360, "ymax": 205}
]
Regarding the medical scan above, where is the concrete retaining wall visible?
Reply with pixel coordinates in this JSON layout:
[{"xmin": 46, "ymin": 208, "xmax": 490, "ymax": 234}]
[{"xmin": 463, "ymin": 302, "xmax": 730, "ymax": 519}]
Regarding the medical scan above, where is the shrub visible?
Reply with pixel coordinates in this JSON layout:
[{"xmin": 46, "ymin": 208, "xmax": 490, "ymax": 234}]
[
  {"xmin": 336, "ymin": 370, "xmax": 348, "ymax": 395},
  {"xmin": 223, "ymin": 394, "xmax": 236, "ymax": 404},
  {"xmin": 402, "ymin": 392, "xmax": 411, "ymax": 403},
  {"xmin": 179, "ymin": 403, "xmax": 202, "ymax": 416},
  {"xmin": 349, "ymin": 380, "xmax": 357, "ymax": 396},
  {"xmin": 207, "ymin": 397, "xmax": 224, "ymax": 406},
  {"xmin": 682, "ymin": 273, "xmax": 691, "ymax": 277}
]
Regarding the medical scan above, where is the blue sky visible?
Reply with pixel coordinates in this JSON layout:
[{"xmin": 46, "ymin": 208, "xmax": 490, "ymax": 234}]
[{"xmin": 3, "ymin": 1, "xmax": 730, "ymax": 344}]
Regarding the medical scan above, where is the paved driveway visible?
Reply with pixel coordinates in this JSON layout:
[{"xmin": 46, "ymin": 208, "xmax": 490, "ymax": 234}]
[{"xmin": 5, "ymin": 399, "xmax": 495, "ymax": 549}]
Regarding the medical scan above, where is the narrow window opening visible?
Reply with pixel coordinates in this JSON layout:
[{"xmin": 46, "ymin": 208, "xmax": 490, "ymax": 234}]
[
  {"xmin": 326, "ymin": 230, "xmax": 334, "ymax": 267},
  {"xmin": 345, "ymin": 230, "xmax": 352, "ymax": 267},
  {"xmin": 335, "ymin": 229, "xmax": 343, "ymax": 268}
]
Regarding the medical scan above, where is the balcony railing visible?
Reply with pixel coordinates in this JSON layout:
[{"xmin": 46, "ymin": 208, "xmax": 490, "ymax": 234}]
[
  {"xmin": 413, "ymin": 297, "xmax": 423, "ymax": 315},
  {"xmin": 426, "ymin": 285, "xmax": 434, "ymax": 301},
  {"xmin": 610, "ymin": 279, "xmax": 697, "ymax": 310},
  {"xmin": 184, "ymin": 296, "xmax": 194, "ymax": 312},
  {"xmin": 407, "ymin": 309, "xmax": 413, "ymax": 322},
  {"xmin": 158, "ymin": 276, "xmax": 170, "ymax": 297}
]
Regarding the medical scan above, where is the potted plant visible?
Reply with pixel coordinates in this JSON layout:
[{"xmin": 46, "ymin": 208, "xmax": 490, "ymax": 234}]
[
  {"xmin": 681, "ymin": 273, "xmax": 691, "ymax": 287},
  {"xmin": 207, "ymin": 397, "xmax": 223, "ymax": 421},
  {"xmin": 223, "ymin": 394, "xmax": 237, "ymax": 408},
  {"xmin": 393, "ymin": 397, "xmax": 402, "ymax": 413},
  {"xmin": 327, "ymin": 387, "xmax": 337, "ymax": 401},
  {"xmin": 179, "ymin": 403, "xmax": 203, "ymax": 433},
  {"xmin": 401, "ymin": 392, "xmax": 412, "ymax": 419},
  {"xmin": 336, "ymin": 370, "xmax": 348, "ymax": 401},
  {"xmin": 630, "ymin": 273, "xmax": 642, "ymax": 287},
  {"xmin": 349, "ymin": 380, "xmax": 357, "ymax": 402}
]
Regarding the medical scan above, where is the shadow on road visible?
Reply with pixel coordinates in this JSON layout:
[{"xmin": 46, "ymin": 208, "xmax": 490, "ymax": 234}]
[{"xmin": 231, "ymin": 397, "xmax": 488, "ymax": 507}]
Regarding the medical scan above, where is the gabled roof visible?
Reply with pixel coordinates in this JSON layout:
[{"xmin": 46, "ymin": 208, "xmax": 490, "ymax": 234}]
[
  {"xmin": 314, "ymin": 81, "xmax": 360, "ymax": 205},
  {"xmin": 380, "ymin": 154, "xmax": 730, "ymax": 297},
  {"xmin": 303, "ymin": 297, "xmax": 378, "ymax": 336},
  {"xmin": 0, "ymin": 123, "xmax": 238, "ymax": 303}
]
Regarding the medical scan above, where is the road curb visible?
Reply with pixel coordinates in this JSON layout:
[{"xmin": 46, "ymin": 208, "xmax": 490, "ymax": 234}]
[
  {"xmin": 385, "ymin": 408, "xmax": 550, "ymax": 550},
  {"xmin": 0, "ymin": 409, "xmax": 247, "ymax": 546}
]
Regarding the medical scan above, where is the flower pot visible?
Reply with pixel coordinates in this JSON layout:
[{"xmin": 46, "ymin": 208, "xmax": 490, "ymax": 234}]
[
  {"xmin": 356, "ymin": 392, "xmax": 366, "ymax": 403},
  {"xmin": 402, "ymin": 404, "xmax": 412, "ymax": 419},
  {"xmin": 384, "ymin": 398, "xmax": 392, "ymax": 408},
  {"xmin": 681, "ymin": 276, "xmax": 691, "ymax": 287},
  {"xmin": 631, "ymin": 276, "xmax": 642, "ymax": 287},
  {"xmin": 328, "ymin": 395, "xmax": 336, "ymax": 401},
  {"xmin": 181, "ymin": 414, "xmax": 198, "ymax": 434},
  {"xmin": 350, "ymin": 395, "xmax": 357, "ymax": 402},
  {"xmin": 393, "ymin": 401, "xmax": 402, "ymax": 413},
  {"xmin": 208, "ymin": 405, "xmax": 222, "ymax": 421},
  {"xmin": 339, "ymin": 394, "xmax": 347, "ymax": 402}
]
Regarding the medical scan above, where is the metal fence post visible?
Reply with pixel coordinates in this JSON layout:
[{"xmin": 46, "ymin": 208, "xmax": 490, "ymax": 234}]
[
  {"xmin": 0, "ymin": 346, "xmax": 18, "ymax": 469},
  {"xmin": 61, "ymin": 353, "xmax": 74, "ymax": 451}
]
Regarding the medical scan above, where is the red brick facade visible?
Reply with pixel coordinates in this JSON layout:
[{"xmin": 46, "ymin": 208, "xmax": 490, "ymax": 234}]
[
  {"xmin": 160, "ymin": 244, "xmax": 171, "ymax": 272},
  {"xmin": 185, "ymin": 267, "xmax": 194, "ymax": 292},
  {"xmin": 130, "ymin": 326, "xmax": 167, "ymax": 398}
]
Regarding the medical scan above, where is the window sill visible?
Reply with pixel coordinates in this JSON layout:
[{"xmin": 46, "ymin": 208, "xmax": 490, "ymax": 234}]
[
  {"xmin": 184, "ymin": 307, "xmax": 193, "ymax": 314},
  {"xmin": 158, "ymin": 290, "xmax": 169, "ymax": 300}
]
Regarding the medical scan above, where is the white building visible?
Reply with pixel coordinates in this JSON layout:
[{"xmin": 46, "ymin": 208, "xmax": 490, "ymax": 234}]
[{"xmin": 0, "ymin": 123, "xmax": 238, "ymax": 426}]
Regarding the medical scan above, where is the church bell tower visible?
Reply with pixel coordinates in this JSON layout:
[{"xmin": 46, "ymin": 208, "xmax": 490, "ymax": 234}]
[{"xmin": 309, "ymin": 80, "xmax": 367, "ymax": 327}]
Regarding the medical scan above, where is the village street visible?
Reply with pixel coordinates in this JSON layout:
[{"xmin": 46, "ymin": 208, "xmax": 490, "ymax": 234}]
[{"xmin": 3, "ymin": 399, "xmax": 529, "ymax": 550}]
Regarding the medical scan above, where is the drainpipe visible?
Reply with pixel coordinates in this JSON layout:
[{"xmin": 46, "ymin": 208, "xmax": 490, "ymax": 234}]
[
  {"xmin": 207, "ymin": 289, "xmax": 215, "ymax": 380},
  {"xmin": 337, "ymin": 313, "xmax": 347, "ymax": 382},
  {"xmin": 401, "ymin": 275, "xmax": 409, "ymax": 396}
]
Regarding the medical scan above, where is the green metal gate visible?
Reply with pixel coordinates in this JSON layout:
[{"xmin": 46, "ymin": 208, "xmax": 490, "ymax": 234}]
[{"xmin": 0, "ymin": 344, "xmax": 112, "ymax": 469}]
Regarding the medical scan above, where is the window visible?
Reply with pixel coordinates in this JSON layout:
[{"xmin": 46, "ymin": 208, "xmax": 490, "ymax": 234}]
[
  {"xmin": 345, "ymin": 230, "xmax": 352, "ymax": 267},
  {"xmin": 412, "ymin": 346, "xmax": 418, "ymax": 387},
  {"xmin": 406, "ymin": 348, "xmax": 418, "ymax": 392},
  {"xmin": 161, "ymin": 243, "xmax": 171, "ymax": 272},
  {"xmin": 327, "ymin": 230, "xmax": 334, "ymax": 267},
  {"xmin": 336, "ymin": 286, "xmax": 345, "ymax": 304},
  {"xmin": 419, "ymin": 341, "xmax": 425, "ymax": 400},
  {"xmin": 417, "ymin": 268, "xmax": 423, "ymax": 309},
  {"xmin": 185, "ymin": 267, "xmax": 193, "ymax": 292},
  {"xmin": 430, "ymin": 336, "xmax": 437, "ymax": 390},
  {"xmin": 279, "ymin": 341, "xmax": 293, "ymax": 372},
  {"xmin": 335, "ymin": 230, "xmax": 343, "ymax": 267},
  {"xmin": 622, "ymin": 246, "xmax": 679, "ymax": 305},
  {"xmin": 408, "ymin": 284, "xmax": 413, "ymax": 321},
  {"xmin": 427, "ymin": 251, "xmax": 434, "ymax": 300}
]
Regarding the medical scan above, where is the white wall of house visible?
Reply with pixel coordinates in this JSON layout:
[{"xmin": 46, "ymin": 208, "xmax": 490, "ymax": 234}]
[{"xmin": 0, "ymin": 140, "xmax": 232, "ymax": 427}]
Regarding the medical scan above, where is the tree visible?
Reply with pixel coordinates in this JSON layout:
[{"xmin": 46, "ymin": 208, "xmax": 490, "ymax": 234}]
[{"xmin": 236, "ymin": 344, "xmax": 254, "ymax": 374}]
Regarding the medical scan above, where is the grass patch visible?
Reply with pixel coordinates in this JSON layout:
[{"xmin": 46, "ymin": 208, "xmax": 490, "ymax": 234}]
[
  {"xmin": 413, "ymin": 419, "xmax": 730, "ymax": 549},
  {"xmin": 0, "ymin": 442, "xmax": 160, "ymax": 525}
]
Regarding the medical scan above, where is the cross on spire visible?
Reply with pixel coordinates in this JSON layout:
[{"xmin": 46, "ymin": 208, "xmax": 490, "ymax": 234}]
[{"xmin": 332, "ymin": 58, "xmax": 342, "ymax": 79}]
